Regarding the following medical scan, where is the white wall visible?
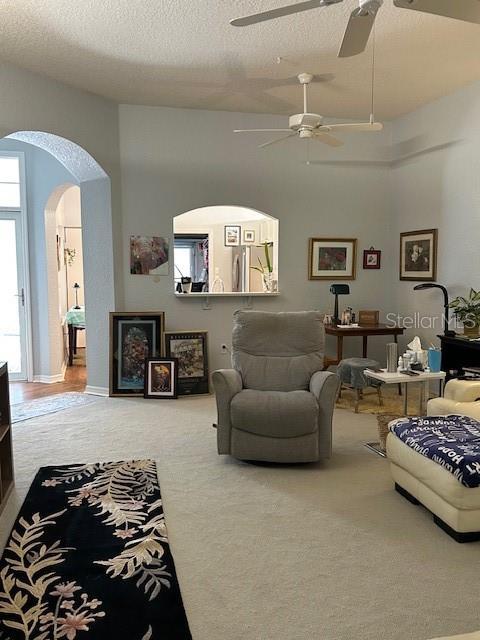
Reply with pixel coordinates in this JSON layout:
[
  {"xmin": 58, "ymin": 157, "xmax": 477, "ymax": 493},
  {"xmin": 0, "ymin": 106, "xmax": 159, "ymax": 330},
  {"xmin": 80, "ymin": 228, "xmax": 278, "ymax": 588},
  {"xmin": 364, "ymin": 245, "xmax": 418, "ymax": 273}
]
[
  {"xmin": 0, "ymin": 62, "xmax": 121, "ymax": 391},
  {"xmin": 391, "ymin": 80, "xmax": 480, "ymax": 353},
  {"xmin": 119, "ymin": 105, "xmax": 394, "ymax": 372}
]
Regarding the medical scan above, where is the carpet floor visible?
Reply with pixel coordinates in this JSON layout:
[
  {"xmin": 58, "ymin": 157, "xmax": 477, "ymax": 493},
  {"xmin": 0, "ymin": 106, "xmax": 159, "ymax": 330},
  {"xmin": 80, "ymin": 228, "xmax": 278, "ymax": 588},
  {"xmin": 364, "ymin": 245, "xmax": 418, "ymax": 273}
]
[{"xmin": 1, "ymin": 396, "xmax": 479, "ymax": 640}]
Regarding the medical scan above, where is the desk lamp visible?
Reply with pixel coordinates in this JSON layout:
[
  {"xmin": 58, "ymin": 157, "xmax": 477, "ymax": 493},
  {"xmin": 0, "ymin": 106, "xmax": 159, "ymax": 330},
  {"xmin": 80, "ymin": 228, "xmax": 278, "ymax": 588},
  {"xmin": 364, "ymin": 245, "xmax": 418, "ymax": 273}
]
[
  {"xmin": 330, "ymin": 284, "xmax": 350, "ymax": 325},
  {"xmin": 413, "ymin": 283, "xmax": 455, "ymax": 336}
]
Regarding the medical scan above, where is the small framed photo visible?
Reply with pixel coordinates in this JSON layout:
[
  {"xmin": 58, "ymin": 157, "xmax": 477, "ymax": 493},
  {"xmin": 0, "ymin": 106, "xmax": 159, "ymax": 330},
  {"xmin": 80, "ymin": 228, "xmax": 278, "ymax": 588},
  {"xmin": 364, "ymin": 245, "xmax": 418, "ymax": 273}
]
[
  {"xmin": 363, "ymin": 247, "xmax": 381, "ymax": 270},
  {"xmin": 164, "ymin": 331, "xmax": 209, "ymax": 395},
  {"xmin": 144, "ymin": 358, "xmax": 178, "ymax": 399},
  {"xmin": 400, "ymin": 229, "xmax": 437, "ymax": 281},
  {"xmin": 109, "ymin": 312, "xmax": 165, "ymax": 397},
  {"xmin": 308, "ymin": 238, "xmax": 357, "ymax": 280},
  {"xmin": 243, "ymin": 229, "xmax": 255, "ymax": 244},
  {"xmin": 224, "ymin": 225, "xmax": 241, "ymax": 247}
]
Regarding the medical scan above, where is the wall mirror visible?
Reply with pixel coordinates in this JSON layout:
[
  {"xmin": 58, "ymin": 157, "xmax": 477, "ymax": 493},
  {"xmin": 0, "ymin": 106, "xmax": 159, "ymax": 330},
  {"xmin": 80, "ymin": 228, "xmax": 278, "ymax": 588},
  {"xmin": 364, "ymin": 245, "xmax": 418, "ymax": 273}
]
[{"xmin": 173, "ymin": 206, "xmax": 279, "ymax": 295}]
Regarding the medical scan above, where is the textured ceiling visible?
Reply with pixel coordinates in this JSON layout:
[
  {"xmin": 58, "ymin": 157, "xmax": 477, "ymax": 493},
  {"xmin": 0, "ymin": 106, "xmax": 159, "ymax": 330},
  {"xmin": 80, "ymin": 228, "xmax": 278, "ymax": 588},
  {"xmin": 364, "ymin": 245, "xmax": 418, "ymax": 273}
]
[{"xmin": 1, "ymin": 0, "xmax": 480, "ymax": 120}]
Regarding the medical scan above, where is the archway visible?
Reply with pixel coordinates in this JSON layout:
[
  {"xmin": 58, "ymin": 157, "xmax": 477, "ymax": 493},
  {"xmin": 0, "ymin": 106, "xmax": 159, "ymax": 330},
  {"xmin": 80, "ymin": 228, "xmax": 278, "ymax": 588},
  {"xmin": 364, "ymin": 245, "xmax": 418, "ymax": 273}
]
[{"xmin": 4, "ymin": 132, "xmax": 115, "ymax": 394}]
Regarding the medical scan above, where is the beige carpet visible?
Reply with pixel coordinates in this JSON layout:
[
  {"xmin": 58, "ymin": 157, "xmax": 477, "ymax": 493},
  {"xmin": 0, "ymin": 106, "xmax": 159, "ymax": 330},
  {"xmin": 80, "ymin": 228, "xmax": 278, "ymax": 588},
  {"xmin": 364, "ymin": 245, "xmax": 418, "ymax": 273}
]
[{"xmin": 1, "ymin": 396, "xmax": 479, "ymax": 640}]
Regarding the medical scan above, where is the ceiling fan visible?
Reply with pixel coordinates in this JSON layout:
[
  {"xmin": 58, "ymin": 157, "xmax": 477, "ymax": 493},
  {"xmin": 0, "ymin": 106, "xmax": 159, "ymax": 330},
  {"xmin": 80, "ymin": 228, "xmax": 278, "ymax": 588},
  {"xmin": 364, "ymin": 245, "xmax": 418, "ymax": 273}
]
[
  {"xmin": 230, "ymin": 0, "xmax": 480, "ymax": 57},
  {"xmin": 234, "ymin": 72, "xmax": 382, "ymax": 148}
]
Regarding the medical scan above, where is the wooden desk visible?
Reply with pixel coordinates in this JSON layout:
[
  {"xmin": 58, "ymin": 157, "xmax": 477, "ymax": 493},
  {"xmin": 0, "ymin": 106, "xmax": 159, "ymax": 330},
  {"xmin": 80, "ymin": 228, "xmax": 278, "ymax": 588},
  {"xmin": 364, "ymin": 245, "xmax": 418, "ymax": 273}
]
[
  {"xmin": 439, "ymin": 334, "xmax": 480, "ymax": 381},
  {"xmin": 324, "ymin": 324, "xmax": 405, "ymax": 367}
]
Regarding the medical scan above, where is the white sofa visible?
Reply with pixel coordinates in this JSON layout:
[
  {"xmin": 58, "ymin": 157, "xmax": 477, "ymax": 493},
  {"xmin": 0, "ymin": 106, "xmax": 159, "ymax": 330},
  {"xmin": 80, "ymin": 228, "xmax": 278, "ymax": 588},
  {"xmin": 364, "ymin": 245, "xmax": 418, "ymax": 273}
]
[
  {"xmin": 427, "ymin": 379, "xmax": 480, "ymax": 420},
  {"xmin": 387, "ymin": 379, "xmax": 480, "ymax": 542}
]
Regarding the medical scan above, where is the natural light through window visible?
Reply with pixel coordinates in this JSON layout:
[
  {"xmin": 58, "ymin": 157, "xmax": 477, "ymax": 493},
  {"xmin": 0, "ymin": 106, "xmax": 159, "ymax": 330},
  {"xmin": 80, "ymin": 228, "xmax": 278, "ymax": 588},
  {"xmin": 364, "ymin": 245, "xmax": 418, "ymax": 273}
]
[{"xmin": 0, "ymin": 156, "xmax": 21, "ymax": 208}]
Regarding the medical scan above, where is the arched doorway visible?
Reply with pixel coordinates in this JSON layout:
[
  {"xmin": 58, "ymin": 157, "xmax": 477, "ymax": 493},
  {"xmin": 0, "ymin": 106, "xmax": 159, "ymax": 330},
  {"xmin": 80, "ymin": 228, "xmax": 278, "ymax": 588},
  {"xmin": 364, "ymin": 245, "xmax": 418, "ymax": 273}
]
[{"xmin": 2, "ymin": 132, "xmax": 115, "ymax": 394}]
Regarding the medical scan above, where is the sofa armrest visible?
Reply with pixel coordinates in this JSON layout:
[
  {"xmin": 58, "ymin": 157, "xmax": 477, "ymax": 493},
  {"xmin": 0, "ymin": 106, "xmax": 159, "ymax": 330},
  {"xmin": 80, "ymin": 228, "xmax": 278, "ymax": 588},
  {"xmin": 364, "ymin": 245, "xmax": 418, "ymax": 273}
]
[
  {"xmin": 444, "ymin": 379, "xmax": 480, "ymax": 402},
  {"xmin": 212, "ymin": 369, "xmax": 243, "ymax": 454},
  {"xmin": 428, "ymin": 397, "xmax": 480, "ymax": 421}
]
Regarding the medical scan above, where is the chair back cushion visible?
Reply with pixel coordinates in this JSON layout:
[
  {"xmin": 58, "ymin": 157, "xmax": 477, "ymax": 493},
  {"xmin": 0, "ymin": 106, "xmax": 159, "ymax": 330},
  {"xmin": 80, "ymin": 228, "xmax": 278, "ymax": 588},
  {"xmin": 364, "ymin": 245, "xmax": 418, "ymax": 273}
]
[{"xmin": 231, "ymin": 310, "xmax": 325, "ymax": 391}]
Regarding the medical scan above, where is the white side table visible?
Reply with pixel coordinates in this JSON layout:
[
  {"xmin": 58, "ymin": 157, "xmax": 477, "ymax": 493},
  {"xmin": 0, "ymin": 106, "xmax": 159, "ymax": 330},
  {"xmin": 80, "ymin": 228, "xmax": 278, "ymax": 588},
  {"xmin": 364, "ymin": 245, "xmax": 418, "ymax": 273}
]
[{"xmin": 365, "ymin": 369, "xmax": 446, "ymax": 415}]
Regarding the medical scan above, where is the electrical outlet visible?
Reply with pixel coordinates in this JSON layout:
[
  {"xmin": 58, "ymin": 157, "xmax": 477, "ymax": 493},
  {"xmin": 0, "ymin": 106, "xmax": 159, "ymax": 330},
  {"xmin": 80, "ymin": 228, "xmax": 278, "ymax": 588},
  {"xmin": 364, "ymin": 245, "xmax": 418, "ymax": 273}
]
[{"xmin": 221, "ymin": 344, "xmax": 229, "ymax": 354}]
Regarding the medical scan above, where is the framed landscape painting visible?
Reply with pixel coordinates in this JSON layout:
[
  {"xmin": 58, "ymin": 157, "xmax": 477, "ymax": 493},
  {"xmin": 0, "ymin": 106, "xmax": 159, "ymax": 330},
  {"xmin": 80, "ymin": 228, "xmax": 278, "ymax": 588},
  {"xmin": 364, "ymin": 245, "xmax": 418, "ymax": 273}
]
[
  {"xmin": 109, "ymin": 312, "xmax": 165, "ymax": 396},
  {"xmin": 400, "ymin": 229, "xmax": 437, "ymax": 281},
  {"xmin": 224, "ymin": 225, "xmax": 241, "ymax": 247},
  {"xmin": 164, "ymin": 331, "xmax": 209, "ymax": 395},
  {"xmin": 308, "ymin": 238, "xmax": 357, "ymax": 280},
  {"xmin": 144, "ymin": 357, "xmax": 178, "ymax": 399}
]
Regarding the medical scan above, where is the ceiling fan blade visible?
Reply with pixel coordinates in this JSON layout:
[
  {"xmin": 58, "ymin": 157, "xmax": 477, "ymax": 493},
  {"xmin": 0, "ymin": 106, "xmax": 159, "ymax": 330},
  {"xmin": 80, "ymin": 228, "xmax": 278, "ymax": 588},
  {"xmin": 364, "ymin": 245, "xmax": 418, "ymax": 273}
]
[
  {"xmin": 234, "ymin": 129, "xmax": 293, "ymax": 133},
  {"xmin": 338, "ymin": 6, "xmax": 378, "ymax": 57},
  {"xmin": 313, "ymin": 132, "xmax": 344, "ymax": 147},
  {"xmin": 258, "ymin": 134, "xmax": 297, "ymax": 148},
  {"xmin": 230, "ymin": 0, "xmax": 325, "ymax": 26},
  {"xmin": 393, "ymin": 0, "xmax": 480, "ymax": 24},
  {"xmin": 321, "ymin": 122, "xmax": 383, "ymax": 132}
]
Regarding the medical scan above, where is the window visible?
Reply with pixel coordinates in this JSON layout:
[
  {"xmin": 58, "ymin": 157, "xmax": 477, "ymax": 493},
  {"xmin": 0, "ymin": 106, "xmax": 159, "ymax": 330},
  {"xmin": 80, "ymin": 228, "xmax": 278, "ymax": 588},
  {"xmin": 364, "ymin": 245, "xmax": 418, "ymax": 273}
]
[{"xmin": 0, "ymin": 156, "xmax": 21, "ymax": 208}]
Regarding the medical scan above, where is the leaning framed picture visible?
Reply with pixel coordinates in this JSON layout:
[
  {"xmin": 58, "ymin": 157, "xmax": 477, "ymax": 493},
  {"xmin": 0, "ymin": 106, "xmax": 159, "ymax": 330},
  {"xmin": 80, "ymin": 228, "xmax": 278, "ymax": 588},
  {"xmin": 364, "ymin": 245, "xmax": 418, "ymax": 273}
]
[
  {"xmin": 224, "ymin": 225, "xmax": 241, "ymax": 247},
  {"xmin": 400, "ymin": 229, "xmax": 437, "ymax": 281},
  {"xmin": 308, "ymin": 238, "xmax": 357, "ymax": 280},
  {"xmin": 109, "ymin": 312, "xmax": 165, "ymax": 397},
  {"xmin": 164, "ymin": 331, "xmax": 209, "ymax": 395},
  {"xmin": 144, "ymin": 358, "xmax": 178, "ymax": 399}
]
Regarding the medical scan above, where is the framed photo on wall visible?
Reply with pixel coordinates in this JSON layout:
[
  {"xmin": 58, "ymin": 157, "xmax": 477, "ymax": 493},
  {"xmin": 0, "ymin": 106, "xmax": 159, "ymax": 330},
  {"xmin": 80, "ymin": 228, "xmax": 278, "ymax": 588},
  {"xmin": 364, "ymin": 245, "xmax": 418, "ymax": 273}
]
[
  {"xmin": 308, "ymin": 238, "xmax": 357, "ymax": 280},
  {"xmin": 109, "ymin": 312, "xmax": 165, "ymax": 396},
  {"xmin": 243, "ymin": 229, "xmax": 255, "ymax": 244},
  {"xmin": 400, "ymin": 229, "xmax": 437, "ymax": 281},
  {"xmin": 224, "ymin": 225, "xmax": 241, "ymax": 247},
  {"xmin": 144, "ymin": 358, "xmax": 178, "ymax": 399},
  {"xmin": 164, "ymin": 331, "xmax": 209, "ymax": 395},
  {"xmin": 363, "ymin": 247, "xmax": 381, "ymax": 270}
]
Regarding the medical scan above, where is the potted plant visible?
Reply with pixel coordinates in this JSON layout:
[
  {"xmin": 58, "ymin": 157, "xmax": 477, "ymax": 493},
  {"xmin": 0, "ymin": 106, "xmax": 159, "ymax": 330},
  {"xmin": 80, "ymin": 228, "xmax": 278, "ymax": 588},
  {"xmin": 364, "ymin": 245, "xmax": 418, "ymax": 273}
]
[
  {"xmin": 449, "ymin": 288, "xmax": 480, "ymax": 337},
  {"xmin": 251, "ymin": 242, "xmax": 275, "ymax": 293}
]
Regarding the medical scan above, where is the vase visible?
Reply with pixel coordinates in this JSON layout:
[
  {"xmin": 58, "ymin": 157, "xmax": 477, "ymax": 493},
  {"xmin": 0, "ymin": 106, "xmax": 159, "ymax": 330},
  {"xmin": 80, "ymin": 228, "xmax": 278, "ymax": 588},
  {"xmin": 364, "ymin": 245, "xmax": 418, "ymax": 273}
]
[
  {"xmin": 262, "ymin": 272, "xmax": 274, "ymax": 293},
  {"xmin": 463, "ymin": 323, "xmax": 480, "ymax": 337}
]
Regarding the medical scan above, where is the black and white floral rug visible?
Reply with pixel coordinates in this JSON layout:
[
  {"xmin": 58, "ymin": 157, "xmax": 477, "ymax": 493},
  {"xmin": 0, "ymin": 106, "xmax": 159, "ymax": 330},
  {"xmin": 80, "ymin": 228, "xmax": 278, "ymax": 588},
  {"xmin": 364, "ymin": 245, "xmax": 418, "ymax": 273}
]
[{"xmin": 0, "ymin": 460, "xmax": 191, "ymax": 639}]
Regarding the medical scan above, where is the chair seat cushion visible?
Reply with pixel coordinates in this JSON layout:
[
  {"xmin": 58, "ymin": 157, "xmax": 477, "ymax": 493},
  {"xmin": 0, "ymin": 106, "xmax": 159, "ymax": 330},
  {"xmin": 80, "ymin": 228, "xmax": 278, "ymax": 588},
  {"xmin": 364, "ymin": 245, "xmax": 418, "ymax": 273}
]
[
  {"xmin": 231, "ymin": 389, "xmax": 318, "ymax": 438},
  {"xmin": 338, "ymin": 357, "xmax": 381, "ymax": 389}
]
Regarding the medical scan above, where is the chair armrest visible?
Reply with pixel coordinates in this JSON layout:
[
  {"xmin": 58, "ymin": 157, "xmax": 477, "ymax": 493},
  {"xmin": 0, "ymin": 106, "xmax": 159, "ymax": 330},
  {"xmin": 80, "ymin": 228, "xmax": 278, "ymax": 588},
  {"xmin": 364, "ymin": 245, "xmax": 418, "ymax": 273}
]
[
  {"xmin": 212, "ymin": 369, "xmax": 243, "ymax": 455},
  {"xmin": 444, "ymin": 379, "xmax": 480, "ymax": 402},
  {"xmin": 310, "ymin": 370, "xmax": 340, "ymax": 402}
]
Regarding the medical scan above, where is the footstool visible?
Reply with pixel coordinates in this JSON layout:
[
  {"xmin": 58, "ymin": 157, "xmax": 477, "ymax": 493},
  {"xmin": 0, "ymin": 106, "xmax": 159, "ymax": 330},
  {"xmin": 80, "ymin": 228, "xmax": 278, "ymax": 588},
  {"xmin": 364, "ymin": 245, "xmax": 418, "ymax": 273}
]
[
  {"xmin": 387, "ymin": 415, "xmax": 480, "ymax": 542},
  {"xmin": 337, "ymin": 357, "xmax": 383, "ymax": 413}
]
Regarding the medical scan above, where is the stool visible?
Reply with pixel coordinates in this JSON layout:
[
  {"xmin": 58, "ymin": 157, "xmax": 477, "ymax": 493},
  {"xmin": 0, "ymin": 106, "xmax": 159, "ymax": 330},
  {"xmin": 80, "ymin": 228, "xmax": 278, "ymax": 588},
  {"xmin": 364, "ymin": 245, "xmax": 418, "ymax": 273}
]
[{"xmin": 337, "ymin": 357, "xmax": 383, "ymax": 413}]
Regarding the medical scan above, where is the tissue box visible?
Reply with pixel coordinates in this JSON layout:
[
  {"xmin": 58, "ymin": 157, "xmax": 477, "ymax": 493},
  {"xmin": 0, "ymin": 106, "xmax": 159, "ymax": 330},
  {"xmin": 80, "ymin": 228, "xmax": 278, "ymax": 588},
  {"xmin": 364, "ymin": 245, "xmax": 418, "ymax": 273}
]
[{"xmin": 358, "ymin": 310, "xmax": 379, "ymax": 325}]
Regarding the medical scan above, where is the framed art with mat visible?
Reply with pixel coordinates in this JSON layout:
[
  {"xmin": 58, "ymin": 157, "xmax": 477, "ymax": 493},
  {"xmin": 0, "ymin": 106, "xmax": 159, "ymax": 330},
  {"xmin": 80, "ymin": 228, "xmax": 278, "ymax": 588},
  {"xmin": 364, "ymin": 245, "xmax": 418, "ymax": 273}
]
[
  {"xmin": 109, "ymin": 312, "xmax": 165, "ymax": 396},
  {"xmin": 164, "ymin": 331, "xmax": 209, "ymax": 395}
]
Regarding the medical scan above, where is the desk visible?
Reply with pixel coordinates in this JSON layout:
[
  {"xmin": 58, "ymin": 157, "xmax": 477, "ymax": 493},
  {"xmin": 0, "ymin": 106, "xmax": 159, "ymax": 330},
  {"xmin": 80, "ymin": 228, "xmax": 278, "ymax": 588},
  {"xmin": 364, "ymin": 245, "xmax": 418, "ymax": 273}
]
[
  {"xmin": 439, "ymin": 334, "xmax": 480, "ymax": 380},
  {"xmin": 65, "ymin": 307, "xmax": 85, "ymax": 366},
  {"xmin": 324, "ymin": 324, "xmax": 404, "ymax": 367}
]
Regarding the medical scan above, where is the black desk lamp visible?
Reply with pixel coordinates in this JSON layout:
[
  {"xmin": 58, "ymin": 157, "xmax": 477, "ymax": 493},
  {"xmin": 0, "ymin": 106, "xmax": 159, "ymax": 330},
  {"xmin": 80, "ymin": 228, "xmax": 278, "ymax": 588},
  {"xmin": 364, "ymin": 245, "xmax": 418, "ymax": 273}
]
[
  {"xmin": 330, "ymin": 284, "xmax": 350, "ymax": 325},
  {"xmin": 413, "ymin": 283, "xmax": 455, "ymax": 336}
]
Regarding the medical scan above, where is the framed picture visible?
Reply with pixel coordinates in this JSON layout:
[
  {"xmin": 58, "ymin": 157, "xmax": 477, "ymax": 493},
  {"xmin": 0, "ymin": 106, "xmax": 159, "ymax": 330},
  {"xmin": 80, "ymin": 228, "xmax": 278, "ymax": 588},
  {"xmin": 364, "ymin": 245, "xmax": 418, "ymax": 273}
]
[
  {"xmin": 164, "ymin": 331, "xmax": 209, "ymax": 395},
  {"xmin": 400, "ymin": 229, "xmax": 437, "ymax": 281},
  {"xmin": 224, "ymin": 225, "xmax": 241, "ymax": 247},
  {"xmin": 130, "ymin": 235, "xmax": 169, "ymax": 276},
  {"xmin": 109, "ymin": 312, "xmax": 165, "ymax": 397},
  {"xmin": 144, "ymin": 358, "xmax": 178, "ymax": 399},
  {"xmin": 308, "ymin": 238, "xmax": 357, "ymax": 280},
  {"xmin": 243, "ymin": 229, "xmax": 255, "ymax": 244},
  {"xmin": 363, "ymin": 247, "xmax": 381, "ymax": 270}
]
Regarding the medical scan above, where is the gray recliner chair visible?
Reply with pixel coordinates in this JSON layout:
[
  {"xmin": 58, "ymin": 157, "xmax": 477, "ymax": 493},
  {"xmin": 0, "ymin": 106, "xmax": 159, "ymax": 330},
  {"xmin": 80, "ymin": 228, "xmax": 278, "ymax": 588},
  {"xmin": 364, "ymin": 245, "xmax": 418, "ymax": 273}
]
[{"xmin": 213, "ymin": 310, "xmax": 340, "ymax": 463}]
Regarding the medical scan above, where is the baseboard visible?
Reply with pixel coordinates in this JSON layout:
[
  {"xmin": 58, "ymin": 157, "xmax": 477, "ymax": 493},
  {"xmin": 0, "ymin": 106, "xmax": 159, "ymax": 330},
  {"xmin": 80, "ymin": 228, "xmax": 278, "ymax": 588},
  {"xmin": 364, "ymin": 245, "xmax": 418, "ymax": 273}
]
[
  {"xmin": 85, "ymin": 385, "xmax": 109, "ymax": 397},
  {"xmin": 32, "ymin": 372, "xmax": 65, "ymax": 384}
]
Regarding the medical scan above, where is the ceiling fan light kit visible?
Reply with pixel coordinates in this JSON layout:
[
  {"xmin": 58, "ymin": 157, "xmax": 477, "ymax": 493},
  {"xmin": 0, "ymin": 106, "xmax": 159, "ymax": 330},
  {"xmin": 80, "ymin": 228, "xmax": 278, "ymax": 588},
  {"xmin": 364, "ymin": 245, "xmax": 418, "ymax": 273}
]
[{"xmin": 231, "ymin": 0, "xmax": 480, "ymax": 57}]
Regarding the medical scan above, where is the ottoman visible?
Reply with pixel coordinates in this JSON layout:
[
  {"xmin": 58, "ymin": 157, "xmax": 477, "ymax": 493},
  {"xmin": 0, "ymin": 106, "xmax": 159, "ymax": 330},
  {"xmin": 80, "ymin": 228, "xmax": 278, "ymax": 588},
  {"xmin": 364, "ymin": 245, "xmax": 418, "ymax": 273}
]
[
  {"xmin": 337, "ymin": 357, "xmax": 383, "ymax": 413},
  {"xmin": 387, "ymin": 417, "xmax": 480, "ymax": 542}
]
